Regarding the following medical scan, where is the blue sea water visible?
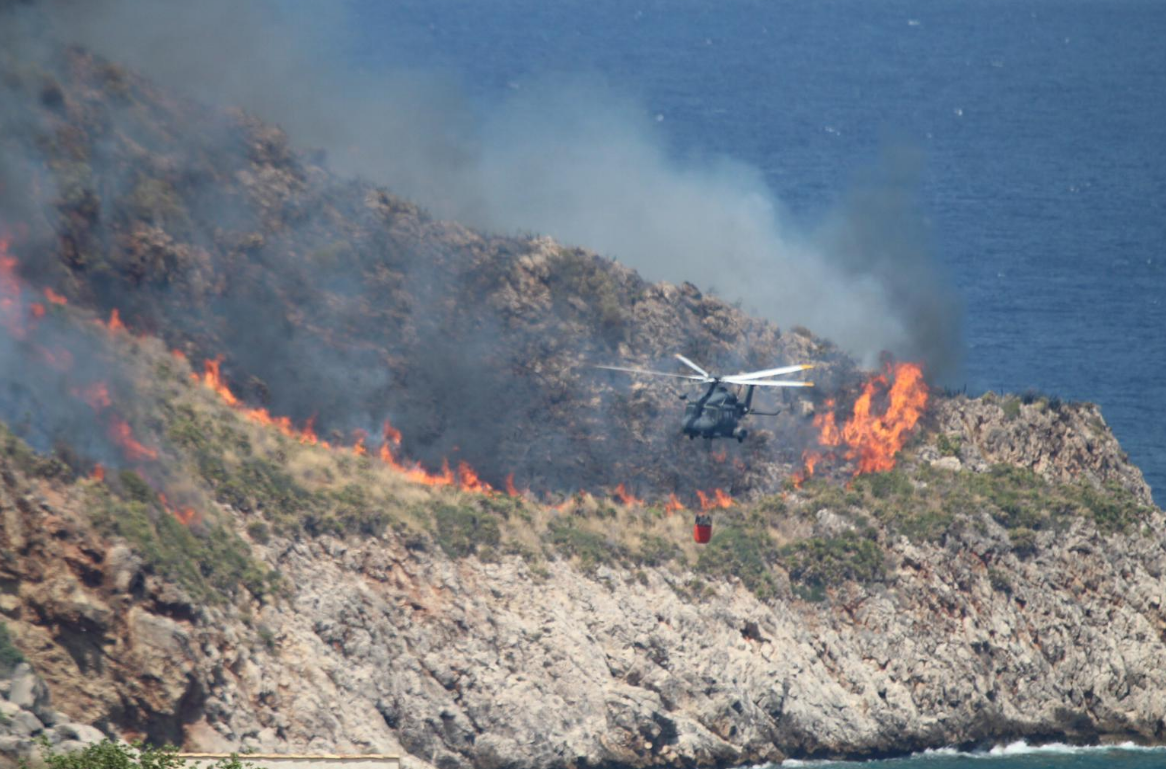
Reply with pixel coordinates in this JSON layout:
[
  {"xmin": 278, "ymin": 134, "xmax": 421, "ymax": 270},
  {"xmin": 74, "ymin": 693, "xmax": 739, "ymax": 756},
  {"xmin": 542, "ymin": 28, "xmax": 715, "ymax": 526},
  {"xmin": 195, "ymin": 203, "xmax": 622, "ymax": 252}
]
[
  {"xmin": 778, "ymin": 741, "xmax": 1166, "ymax": 768},
  {"xmin": 337, "ymin": 0, "xmax": 1166, "ymax": 503}
]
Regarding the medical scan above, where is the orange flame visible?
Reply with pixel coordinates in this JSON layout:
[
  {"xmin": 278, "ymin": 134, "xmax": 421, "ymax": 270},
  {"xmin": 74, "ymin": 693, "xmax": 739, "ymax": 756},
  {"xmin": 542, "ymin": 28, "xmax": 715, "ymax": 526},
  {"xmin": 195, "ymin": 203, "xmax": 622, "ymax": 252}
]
[
  {"xmin": 104, "ymin": 308, "xmax": 125, "ymax": 333},
  {"xmin": 797, "ymin": 362, "xmax": 929, "ymax": 482},
  {"xmin": 352, "ymin": 429, "xmax": 368, "ymax": 457},
  {"xmin": 0, "ymin": 245, "xmax": 28, "ymax": 339},
  {"xmin": 613, "ymin": 483, "xmax": 643, "ymax": 507},
  {"xmin": 193, "ymin": 357, "xmax": 240, "ymax": 406},
  {"xmin": 158, "ymin": 493, "xmax": 200, "ymax": 527},
  {"xmin": 457, "ymin": 462, "xmax": 495, "ymax": 494},
  {"xmin": 43, "ymin": 288, "xmax": 67, "ymax": 305},
  {"xmin": 77, "ymin": 382, "xmax": 112, "ymax": 410},
  {"xmin": 107, "ymin": 416, "xmax": 158, "ymax": 462},
  {"xmin": 664, "ymin": 493, "xmax": 685, "ymax": 514},
  {"xmin": 193, "ymin": 357, "xmax": 328, "ymax": 446},
  {"xmin": 90, "ymin": 464, "xmax": 105, "ymax": 482},
  {"xmin": 29, "ymin": 302, "xmax": 45, "ymax": 319},
  {"xmin": 505, "ymin": 473, "xmax": 520, "ymax": 497},
  {"xmin": 696, "ymin": 488, "xmax": 733, "ymax": 510}
]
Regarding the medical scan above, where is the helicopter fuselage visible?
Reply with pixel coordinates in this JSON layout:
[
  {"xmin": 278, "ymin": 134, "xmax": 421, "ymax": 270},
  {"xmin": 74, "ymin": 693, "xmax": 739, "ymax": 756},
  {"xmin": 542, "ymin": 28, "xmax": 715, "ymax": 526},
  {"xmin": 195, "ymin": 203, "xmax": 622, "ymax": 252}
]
[{"xmin": 682, "ymin": 384, "xmax": 751, "ymax": 441}]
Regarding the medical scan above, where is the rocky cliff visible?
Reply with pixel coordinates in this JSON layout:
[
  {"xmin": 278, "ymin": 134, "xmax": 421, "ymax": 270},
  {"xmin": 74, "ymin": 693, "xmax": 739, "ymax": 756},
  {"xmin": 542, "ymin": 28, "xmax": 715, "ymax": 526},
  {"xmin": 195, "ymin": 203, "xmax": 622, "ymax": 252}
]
[
  {"xmin": 2, "ymin": 10, "xmax": 1166, "ymax": 769},
  {"xmin": 2, "ymin": 378, "xmax": 1164, "ymax": 768}
]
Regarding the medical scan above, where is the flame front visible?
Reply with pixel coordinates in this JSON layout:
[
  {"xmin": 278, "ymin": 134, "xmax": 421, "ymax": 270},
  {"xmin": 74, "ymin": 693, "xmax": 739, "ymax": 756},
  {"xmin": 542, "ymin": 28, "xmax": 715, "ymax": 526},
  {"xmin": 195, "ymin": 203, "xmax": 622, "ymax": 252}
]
[
  {"xmin": 797, "ymin": 362, "xmax": 929, "ymax": 482},
  {"xmin": 696, "ymin": 488, "xmax": 733, "ymax": 510},
  {"xmin": 613, "ymin": 483, "xmax": 643, "ymax": 507},
  {"xmin": 107, "ymin": 416, "xmax": 158, "ymax": 462}
]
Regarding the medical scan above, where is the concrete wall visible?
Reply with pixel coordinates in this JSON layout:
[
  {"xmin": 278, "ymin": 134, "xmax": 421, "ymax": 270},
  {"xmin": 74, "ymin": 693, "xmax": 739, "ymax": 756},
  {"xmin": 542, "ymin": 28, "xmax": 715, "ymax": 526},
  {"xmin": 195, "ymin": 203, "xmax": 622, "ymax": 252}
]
[{"xmin": 177, "ymin": 754, "xmax": 400, "ymax": 769}]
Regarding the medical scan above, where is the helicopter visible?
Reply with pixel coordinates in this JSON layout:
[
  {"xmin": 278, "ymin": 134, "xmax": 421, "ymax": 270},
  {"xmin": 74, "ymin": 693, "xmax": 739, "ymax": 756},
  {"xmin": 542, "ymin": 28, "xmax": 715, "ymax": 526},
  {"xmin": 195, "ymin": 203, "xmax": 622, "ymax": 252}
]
[{"xmin": 597, "ymin": 354, "xmax": 814, "ymax": 442}]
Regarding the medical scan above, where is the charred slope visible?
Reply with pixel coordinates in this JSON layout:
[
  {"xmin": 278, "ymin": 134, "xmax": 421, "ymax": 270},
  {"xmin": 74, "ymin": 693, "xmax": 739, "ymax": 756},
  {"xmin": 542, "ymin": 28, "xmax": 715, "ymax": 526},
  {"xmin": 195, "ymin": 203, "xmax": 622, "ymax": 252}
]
[{"xmin": 0, "ymin": 42, "xmax": 854, "ymax": 506}]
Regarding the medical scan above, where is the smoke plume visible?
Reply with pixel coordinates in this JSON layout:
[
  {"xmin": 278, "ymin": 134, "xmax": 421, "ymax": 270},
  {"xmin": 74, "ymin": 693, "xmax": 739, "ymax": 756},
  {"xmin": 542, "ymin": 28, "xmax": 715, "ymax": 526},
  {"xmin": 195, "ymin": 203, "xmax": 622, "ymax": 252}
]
[{"xmin": 34, "ymin": 0, "xmax": 962, "ymax": 377}]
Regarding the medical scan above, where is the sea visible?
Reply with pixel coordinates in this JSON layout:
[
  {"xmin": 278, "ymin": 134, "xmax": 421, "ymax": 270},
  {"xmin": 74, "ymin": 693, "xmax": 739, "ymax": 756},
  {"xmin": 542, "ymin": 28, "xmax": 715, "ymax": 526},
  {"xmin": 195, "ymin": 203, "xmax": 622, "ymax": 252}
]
[
  {"xmin": 336, "ymin": 0, "xmax": 1165, "ymax": 505},
  {"xmin": 330, "ymin": 7, "xmax": 1165, "ymax": 762},
  {"xmin": 777, "ymin": 740, "xmax": 1166, "ymax": 768}
]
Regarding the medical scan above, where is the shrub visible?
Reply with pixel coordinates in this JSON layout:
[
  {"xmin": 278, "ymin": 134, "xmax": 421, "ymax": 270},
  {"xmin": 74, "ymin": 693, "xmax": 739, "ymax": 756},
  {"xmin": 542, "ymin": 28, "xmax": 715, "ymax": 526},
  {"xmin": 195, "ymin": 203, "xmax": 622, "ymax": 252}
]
[
  {"xmin": 246, "ymin": 521, "xmax": 270, "ymax": 544},
  {"xmin": 0, "ymin": 621, "xmax": 23, "ymax": 674},
  {"xmin": 778, "ymin": 531, "xmax": 885, "ymax": 590},
  {"xmin": 1009, "ymin": 526, "xmax": 1038, "ymax": 557},
  {"xmin": 936, "ymin": 433, "xmax": 962, "ymax": 458},
  {"xmin": 1002, "ymin": 397, "xmax": 1022, "ymax": 421},
  {"xmin": 88, "ymin": 488, "xmax": 275, "ymax": 603},
  {"xmin": 546, "ymin": 519, "xmax": 619, "ymax": 570},
  {"xmin": 434, "ymin": 504, "xmax": 501, "ymax": 558},
  {"xmin": 33, "ymin": 738, "xmax": 257, "ymax": 769},
  {"xmin": 696, "ymin": 525, "xmax": 780, "ymax": 599},
  {"xmin": 861, "ymin": 470, "xmax": 913, "ymax": 500},
  {"xmin": 988, "ymin": 567, "xmax": 1012, "ymax": 594}
]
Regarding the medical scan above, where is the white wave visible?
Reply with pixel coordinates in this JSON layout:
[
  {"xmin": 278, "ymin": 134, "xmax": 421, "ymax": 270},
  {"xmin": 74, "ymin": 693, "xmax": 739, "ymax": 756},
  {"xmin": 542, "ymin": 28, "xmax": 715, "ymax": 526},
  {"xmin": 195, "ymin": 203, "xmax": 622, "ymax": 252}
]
[
  {"xmin": 917, "ymin": 739, "xmax": 1166, "ymax": 760},
  {"xmin": 776, "ymin": 740, "xmax": 1165, "ymax": 767}
]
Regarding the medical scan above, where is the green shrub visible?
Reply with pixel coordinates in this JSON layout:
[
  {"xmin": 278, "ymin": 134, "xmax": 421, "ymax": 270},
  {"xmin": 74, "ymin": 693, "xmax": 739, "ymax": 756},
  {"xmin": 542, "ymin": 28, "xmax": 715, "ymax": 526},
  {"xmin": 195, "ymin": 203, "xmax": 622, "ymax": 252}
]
[
  {"xmin": 635, "ymin": 534, "xmax": 679, "ymax": 567},
  {"xmin": 936, "ymin": 433, "xmax": 962, "ymax": 458},
  {"xmin": 434, "ymin": 504, "xmax": 501, "ymax": 558},
  {"xmin": 988, "ymin": 567, "xmax": 1012, "ymax": 594},
  {"xmin": 696, "ymin": 525, "xmax": 779, "ymax": 600},
  {"xmin": 0, "ymin": 621, "xmax": 23, "ymax": 674},
  {"xmin": 1009, "ymin": 526, "xmax": 1038, "ymax": 557},
  {"xmin": 33, "ymin": 738, "xmax": 257, "ymax": 769},
  {"xmin": 860, "ymin": 470, "xmax": 913, "ymax": 500},
  {"xmin": 1002, "ymin": 397, "xmax": 1022, "ymax": 421},
  {"xmin": 246, "ymin": 521, "xmax": 270, "ymax": 544},
  {"xmin": 117, "ymin": 469, "xmax": 157, "ymax": 504},
  {"xmin": 778, "ymin": 531, "xmax": 885, "ymax": 590},
  {"xmin": 546, "ymin": 519, "xmax": 619, "ymax": 570},
  {"xmin": 88, "ymin": 488, "xmax": 275, "ymax": 603},
  {"xmin": 1069, "ymin": 481, "xmax": 1150, "ymax": 534}
]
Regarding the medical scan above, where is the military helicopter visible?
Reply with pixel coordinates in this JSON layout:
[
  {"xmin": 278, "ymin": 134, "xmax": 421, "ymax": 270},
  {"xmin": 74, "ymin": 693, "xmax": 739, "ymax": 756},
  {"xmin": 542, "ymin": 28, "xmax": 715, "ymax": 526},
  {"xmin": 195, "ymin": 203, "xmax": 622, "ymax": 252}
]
[{"xmin": 597, "ymin": 354, "xmax": 814, "ymax": 442}]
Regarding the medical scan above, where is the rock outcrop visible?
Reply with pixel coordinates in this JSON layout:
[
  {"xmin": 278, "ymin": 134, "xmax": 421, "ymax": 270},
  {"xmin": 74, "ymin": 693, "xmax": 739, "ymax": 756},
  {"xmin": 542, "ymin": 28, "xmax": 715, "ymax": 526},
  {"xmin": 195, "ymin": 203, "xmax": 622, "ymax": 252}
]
[
  {"xmin": 3, "ymin": 393, "xmax": 1166, "ymax": 767},
  {"xmin": 0, "ymin": 662, "xmax": 105, "ymax": 766}
]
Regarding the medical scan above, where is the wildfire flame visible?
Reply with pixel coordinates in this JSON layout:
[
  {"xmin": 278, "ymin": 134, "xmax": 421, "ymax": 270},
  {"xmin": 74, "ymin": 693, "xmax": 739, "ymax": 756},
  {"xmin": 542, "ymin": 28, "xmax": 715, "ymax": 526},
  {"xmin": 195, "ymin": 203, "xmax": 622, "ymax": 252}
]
[
  {"xmin": 90, "ymin": 464, "xmax": 105, "ymax": 482},
  {"xmin": 107, "ymin": 416, "xmax": 158, "ymax": 462},
  {"xmin": 613, "ymin": 483, "xmax": 643, "ymax": 507},
  {"xmin": 664, "ymin": 493, "xmax": 685, "ymax": 514},
  {"xmin": 796, "ymin": 361, "xmax": 929, "ymax": 484},
  {"xmin": 158, "ymin": 493, "xmax": 200, "ymax": 527},
  {"xmin": 43, "ymin": 288, "xmax": 67, "ymax": 305},
  {"xmin": 0, "ymin": 242, "xmax": 27, "ymax": 339},
  {"xmin": 100, "ymin": 308, "xmax": 126, "ymax": 333},
  {"xmin": 352, "ymin": 429, "xmax": 368, "ymax": 457},
  {"xmin": 696, "ymin": 488, "xmax": 733, "ymax": 510},
  {"xmin": 194, "ymin": 358, "xmax": 329, "ymax": 446}
]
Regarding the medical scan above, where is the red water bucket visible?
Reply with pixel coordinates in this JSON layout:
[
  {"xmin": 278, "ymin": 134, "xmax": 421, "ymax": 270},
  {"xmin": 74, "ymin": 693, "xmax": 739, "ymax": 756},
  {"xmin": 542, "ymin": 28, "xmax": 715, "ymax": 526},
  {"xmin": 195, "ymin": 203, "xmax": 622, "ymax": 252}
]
[{"xmin": 694, "ymin": 523, "xmax": 712, "ymax": 544}]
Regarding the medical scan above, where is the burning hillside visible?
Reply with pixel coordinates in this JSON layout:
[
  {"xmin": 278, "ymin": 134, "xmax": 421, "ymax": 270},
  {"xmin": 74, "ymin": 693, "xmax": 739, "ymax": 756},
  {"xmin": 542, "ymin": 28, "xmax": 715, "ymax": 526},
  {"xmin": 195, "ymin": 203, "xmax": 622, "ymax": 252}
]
[
  {"xmin": 0, "ymin": 41, "xmax": 879, "ymax": 506},
  {"xmin": 795, "ymin": 361, "xmax": 930, "ymax": 484}
]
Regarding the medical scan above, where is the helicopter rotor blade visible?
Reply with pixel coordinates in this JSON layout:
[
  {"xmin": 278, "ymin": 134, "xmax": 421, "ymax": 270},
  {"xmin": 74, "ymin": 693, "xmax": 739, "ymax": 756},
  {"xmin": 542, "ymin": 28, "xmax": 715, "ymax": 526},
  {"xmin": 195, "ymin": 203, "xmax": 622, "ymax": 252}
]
[
  {"xmin": 595, "ymin": 365, "xmax": 710, "ymax": 382},
  {"xmin": 722, "ymin": 378, "xmax": 814, "ymax": 388},
  {"xmin": 730, "ymin": 363, "xmax": 814, "ymax": 380},
  {"xmin": 673, "ymin": 354, "xmax": 712, "ymax": 379}
]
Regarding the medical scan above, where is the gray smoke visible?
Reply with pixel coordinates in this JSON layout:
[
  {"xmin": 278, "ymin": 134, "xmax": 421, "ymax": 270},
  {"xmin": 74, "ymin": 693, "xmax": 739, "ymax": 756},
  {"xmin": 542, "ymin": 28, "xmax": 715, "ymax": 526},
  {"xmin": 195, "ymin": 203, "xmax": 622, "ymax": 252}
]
[{"xmin": 31, "ymin": 0, "xmax": 961, "ymax": 376}]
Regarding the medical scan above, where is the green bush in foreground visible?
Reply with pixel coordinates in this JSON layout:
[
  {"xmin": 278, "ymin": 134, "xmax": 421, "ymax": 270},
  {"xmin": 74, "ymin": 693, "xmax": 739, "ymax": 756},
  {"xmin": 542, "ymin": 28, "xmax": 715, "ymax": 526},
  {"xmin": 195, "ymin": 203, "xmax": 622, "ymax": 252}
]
[{"xmin": 27, "ymin": 738, "xmax": 255, "ymax": 769}]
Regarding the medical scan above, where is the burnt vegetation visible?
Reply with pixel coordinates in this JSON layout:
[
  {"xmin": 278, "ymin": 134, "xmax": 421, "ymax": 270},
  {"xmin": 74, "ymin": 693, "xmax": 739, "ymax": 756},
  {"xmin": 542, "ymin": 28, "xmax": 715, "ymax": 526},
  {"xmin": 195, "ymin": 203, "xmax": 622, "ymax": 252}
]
[{"xmin": 0, "ymin": 28, "xmax": 1159, "ymax": 618}]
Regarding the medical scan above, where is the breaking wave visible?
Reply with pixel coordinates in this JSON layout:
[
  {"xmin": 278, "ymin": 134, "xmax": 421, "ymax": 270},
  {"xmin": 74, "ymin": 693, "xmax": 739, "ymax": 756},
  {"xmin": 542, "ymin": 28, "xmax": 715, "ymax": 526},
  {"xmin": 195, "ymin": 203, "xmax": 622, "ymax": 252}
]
[{"xmin": 779, "ymin": 740, "xmax": 1166, "ymax": 766}]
